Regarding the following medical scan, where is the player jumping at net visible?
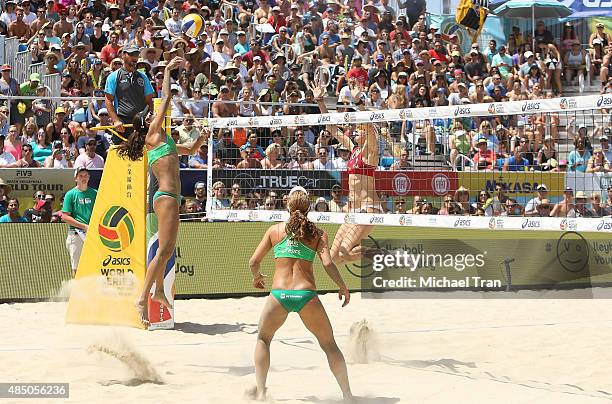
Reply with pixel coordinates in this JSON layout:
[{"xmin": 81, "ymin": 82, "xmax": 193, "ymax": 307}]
[
  {"xmin": 249, "ymin": 186, "xmax": 353, "ymax": 402},
  {"xmin": 116, "ymin": 56, "xmax": 208, "ymax": 327},
  {"xmin": 315, "ymin": 85, "xmax": 382, "ymax": 265}
]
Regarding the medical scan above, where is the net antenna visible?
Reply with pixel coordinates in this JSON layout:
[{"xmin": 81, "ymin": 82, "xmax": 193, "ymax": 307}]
[
  {"xmin": 314, "ymin": 65, "xmax": 331, "ymax": 89},
  {"xmin": 282, "ymin": 44, "xmax": 296, "ymax": 65}
]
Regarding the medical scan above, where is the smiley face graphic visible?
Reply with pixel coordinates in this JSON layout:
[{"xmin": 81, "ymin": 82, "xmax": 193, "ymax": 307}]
[{"xmin": 556, "ymin": 232, "xmax": 590, "ymax": 273}]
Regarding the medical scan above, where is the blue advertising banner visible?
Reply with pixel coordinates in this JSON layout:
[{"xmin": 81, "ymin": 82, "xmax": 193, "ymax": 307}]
[{"xmin": 559, "ymin": 0, "xmax": 612, "ymax": 17}]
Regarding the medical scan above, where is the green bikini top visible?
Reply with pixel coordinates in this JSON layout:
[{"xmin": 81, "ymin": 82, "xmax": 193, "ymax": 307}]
[
  {"xmin": 147, "ymin": 135, "xmax": 177, "ymax": 167},
  {"xmin": 273, "ymin": 235, "xmax": 317, "ymax": 262}
]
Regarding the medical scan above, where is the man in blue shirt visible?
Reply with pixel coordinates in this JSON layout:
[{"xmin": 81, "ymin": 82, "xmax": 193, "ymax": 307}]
[
  {"xmin": 104, "ymin": 44, "xmax": 155, "ymax": 144},
  {"xmin": 503, "ymin": 145, "xmax": 530, "ymax": 172},
  {"xmin": 0, "ymin": 198, "xmax": 27, "ymax": 222}
]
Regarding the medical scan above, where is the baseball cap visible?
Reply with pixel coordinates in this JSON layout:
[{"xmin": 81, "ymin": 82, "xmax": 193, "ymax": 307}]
[
  {"xmin": 564, "ymin": 186, "xmax": 574, "ymax": 193},
  {"xmin": 603, "ymin": 127, "xmax": 611, "ymax": 135},
  {"xmin": 55, "ymin": 106, "xmax": 66, "ymax": 114},
  {"xmin": 536, "ymin": 184, "xmax": 548, "ymax": 191},
  {"xmin": 98, "ymin": 108, "xmax": 108, "ymax": 115},
  {"xmin": 477, "ymin": 138, "xmax": 487, "ymax": 145},
  {"xmin": 194, "ymin": 181, "xmax": 205, "ymax": 189},
  {"xmin": 524, "ymin": 51, "xmax": 534, "ymax": 58},
  {"xmin": 74, "ymin": 167, "xmax": 89, "ymax": 176},
  {"xmin": 331, "ymin": 184, "xmax": 341, "ymax": 191},
  {"xmin": 30, "ymin": 73, "xmax": 40, "ymax": 82},
  {"xmin": 376, "ymin": 54, "xmax": 384, "ymax": 61},
  {"xmin": 171, "ymin": 84, "xmax": 180, "ymax": 92},
  {"xmin": 1, "ymin": 64, "xmax": 10, "ymax": 71},
  {"xmin": 123, "ymin": 44, "xmax": 140, "ymax": 54}
]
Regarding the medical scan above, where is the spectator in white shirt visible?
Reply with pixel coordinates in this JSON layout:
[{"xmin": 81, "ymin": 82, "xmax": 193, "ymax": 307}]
[
  {"xmin": 312, "ymin": 146, "xmax": 336, "ymax": 170},
  {"xmin": 0, "ymin": 135, "xmax": 16, "ymax": 167},
  {"xmin": 524, "ymin": 184, "xmax": 549, "ymax": 216},
  {"xmin": 73, "ymin": 137, "xmax": 105, "ymax": 169},
  {"xmin": 334, "ymin": 145, "xmax": 350, "ymax": 169}
]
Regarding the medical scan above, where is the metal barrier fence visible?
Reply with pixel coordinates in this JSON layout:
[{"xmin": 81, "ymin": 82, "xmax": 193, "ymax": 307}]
[
  {"xmin": 0, "ymin": 36, "xmax": 5, "ymax": 65},
  {"xmin": 29, "ymin": 62, "xmax": 46, "ymax": 80},
  {"xmin": 4, "ymin": 37, "xmax": 18, "ymax": 72},
  {"xmin": 14, "ymin": 50, "xmax": 30, "ymax": 84}
]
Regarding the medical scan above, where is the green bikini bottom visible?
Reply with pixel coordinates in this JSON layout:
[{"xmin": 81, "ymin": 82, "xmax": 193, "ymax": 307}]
[
  {"xmin": 271, "ymin": 289, "xmax": 317, "ymax": 313},
  {"xmin": 153, "ymin": 191, "xmax": 182, "ymax": 203}
]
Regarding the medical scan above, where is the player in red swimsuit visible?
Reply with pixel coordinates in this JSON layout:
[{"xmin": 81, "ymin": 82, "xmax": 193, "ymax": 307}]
[{"xmin": 315, "ymin": 85, "xmax": 381, "ymax": 265}]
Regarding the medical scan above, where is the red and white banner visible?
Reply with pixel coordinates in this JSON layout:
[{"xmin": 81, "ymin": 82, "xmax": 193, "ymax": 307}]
[{"xmin": 341, "ymin": 170, "xmax": 458, "ymax": 197}]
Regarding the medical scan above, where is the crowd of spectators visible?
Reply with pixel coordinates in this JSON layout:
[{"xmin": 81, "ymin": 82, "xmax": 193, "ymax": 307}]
[
  {"xmin": 0, "ymin": 0, "xmax": 610, "ymax": 220},
  {"xmin": 175, "ymin": 180, "xmax": 612, "ymax": 220}
]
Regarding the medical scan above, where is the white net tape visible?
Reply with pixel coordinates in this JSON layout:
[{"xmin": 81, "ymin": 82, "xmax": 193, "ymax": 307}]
[{"xmin": 206, "ymin": 94, "xmax": 611, "ymax": 129}]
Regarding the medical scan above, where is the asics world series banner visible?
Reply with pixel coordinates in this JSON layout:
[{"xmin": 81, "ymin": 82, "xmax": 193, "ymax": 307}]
[{"xmin": 65, "ymin": 148, "xmax": 148, "ymax": 329}]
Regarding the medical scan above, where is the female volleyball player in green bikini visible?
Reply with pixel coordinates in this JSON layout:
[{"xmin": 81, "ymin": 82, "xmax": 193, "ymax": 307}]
[
  {"xmin": 249, "ymin": 186, "xmax": 353, "ymax": 401},
  {"xmin": 117, "ymin": 56, "xmax": 208, "ymax": 326}
]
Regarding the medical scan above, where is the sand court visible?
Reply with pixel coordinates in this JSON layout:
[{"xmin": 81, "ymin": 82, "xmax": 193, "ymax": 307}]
[{"xmin": 1, "ymin": 292, "xmax": 612, "ymax": 403}]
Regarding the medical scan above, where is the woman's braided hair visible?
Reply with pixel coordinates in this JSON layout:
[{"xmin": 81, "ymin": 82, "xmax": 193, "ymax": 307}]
[{"xmin": 285, "ymin": 190, "xmax": 321, "ymax": 242}]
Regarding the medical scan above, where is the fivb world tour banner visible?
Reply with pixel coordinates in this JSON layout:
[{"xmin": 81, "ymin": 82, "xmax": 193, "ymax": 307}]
[{"xmin": 65, "ymin": 149, "xmax": 149, "ymax": 329}]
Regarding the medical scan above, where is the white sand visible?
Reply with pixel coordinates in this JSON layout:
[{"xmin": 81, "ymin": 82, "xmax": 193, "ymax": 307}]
[{"xmin": 1, "ymin": 292, "xmax": 612, "ymax": 403}]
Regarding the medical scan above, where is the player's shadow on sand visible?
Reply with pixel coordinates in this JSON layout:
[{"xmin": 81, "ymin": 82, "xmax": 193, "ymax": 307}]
[
  {"xmin": 290, "ymin": 396, "xmax": 400, "ymax": 403},
  {"xmin": 101, "ymin": 378, "xmax": 164, "ymax": 387},
  {"xmin": 391, "ymin": 358, "xmax": 477, "ymax": 373},
  {"xmin": 173, "ymin": 322, "xmax": 258, "ymax": 335},
  {"xmin": 186, "ymin": 365, "xmax": 319, "ymax": 377}
]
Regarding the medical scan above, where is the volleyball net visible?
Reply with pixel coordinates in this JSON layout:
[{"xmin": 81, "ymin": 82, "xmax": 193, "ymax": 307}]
[{"xmin": 199, "ymin": 94, "xmax": 612, "ymax": 233}]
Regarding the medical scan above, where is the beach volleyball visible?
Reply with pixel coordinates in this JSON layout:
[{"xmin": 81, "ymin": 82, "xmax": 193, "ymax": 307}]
[{"xmin": 181, "ymin": 14, "xmax": 204, "ymax": 38}]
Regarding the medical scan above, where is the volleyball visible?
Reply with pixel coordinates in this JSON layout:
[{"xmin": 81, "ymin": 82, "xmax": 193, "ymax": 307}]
[
  {"xmin": 181, "ymin": 13, "xmax": 205, "ymax": 38},
  {"xmin": 98, "ymin": 205, "xmax": 135, "ymax": 252}
]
